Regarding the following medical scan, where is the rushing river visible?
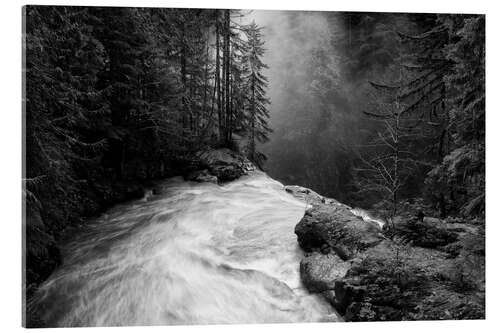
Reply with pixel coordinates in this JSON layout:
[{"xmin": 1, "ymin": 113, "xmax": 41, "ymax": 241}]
[{"xmin": 29, "ymin": 171, "xmax": 337, "ymax": 327}]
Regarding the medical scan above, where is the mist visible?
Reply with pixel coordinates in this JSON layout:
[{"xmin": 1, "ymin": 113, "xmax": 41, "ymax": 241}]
[
  {"xmin": 246, "ymin": 10, "xmax": 335, "ymax": 128},
  {"xmin": 241, "ymin": 10, "xmax": 419, "ymax": 203},
  {"xmin": 243, "ymin": 10, "xmax": 363, "ymax": 201}
]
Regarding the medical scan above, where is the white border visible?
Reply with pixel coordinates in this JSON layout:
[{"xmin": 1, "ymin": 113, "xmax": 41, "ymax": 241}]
[{"xmin": 1, "ymin": 0, "xmax": 499, "ymax": 332}]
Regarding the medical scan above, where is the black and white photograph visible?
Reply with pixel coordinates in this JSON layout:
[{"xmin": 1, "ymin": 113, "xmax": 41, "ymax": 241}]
[{"xmin": 16, "ymin": 1, "xmax": 489, "ymax": 329}]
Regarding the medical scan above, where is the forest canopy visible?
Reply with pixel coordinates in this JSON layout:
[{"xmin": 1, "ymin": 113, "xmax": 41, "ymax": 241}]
[
  {"xmin": 24, "ymin": 6, "xmax": 271, "ymax": 293},
  {"xmin": 259, "ymin": 11, "xmax": 484, "ymax": 218}
]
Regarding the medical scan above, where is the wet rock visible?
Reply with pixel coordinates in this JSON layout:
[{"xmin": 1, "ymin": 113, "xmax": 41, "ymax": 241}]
[
  {"xmin": 333, "ymin": 282, "xmax": 369, "ymax": 317},
  {"xmin": 185, "ymin": 169, "xmax": 218, "ymax": 183},
  {"xmin": 289, "ymin": 183, "xmax": 484, "ymax": 321},
  {"xmin": 300, "ymin": 252, "xmax": 350, "ymax": 293},
  {"xmin": 295, "ymin": 204, "xmax": 383, "ymax": 259},
  {"xmin": 423, "ymin": 216, "xmax": 443, "ymax": 224},
  {"xmin": 284, "ymin": 185, "xmax": 350, "ymax": 209},
  {"xmin": 332, "ymin": 246, "xmax": 484, "ymax": 321},
  {"xmin": 284, "ymin": 186, "xmax": 322, "ymax": 203},
  {"xmin": 288, "ymin": 183, "xmax": 383, "ymax": 260},
  {"xmin": 332, "ymin": 251, "xmax": 431, "ymax": 321},
  {"xmin": 320, "ymin": 243, "xmax": 331, "ymax": 254},
  {"xmin": 196, "ymin": 148, "xmax": 255, "ymax": 182}
]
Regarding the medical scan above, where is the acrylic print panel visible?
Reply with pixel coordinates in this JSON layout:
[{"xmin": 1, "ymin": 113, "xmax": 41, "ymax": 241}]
[{"xmin": 23, "ymin": 5, "xmax": 485, "ymax": 327}]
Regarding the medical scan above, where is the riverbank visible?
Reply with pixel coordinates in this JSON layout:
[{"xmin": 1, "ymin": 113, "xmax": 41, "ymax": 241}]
[
  {"xmin": 27, "ymin": 170, "xmax": 336, "ymax": 327},
  {"xmin": 287, "ymin": 186, "xmax": 485, "ymax": 321},
  {"xmin": 26, "ymin": 160, "xmax": 485, "ymax": 324}
]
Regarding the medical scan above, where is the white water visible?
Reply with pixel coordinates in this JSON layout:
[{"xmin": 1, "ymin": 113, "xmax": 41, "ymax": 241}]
[
  {"xmin": 29, "ymin": 171, "xmax": 337, "ymax": 327},
  {"xmin": 350, "ymin": 207, "xmax": 386, "ymax": 229}
]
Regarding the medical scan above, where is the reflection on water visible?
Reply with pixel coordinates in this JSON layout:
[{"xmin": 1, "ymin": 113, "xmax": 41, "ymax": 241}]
[{"xmin": 29, "ymin": 171, "xmax": 337, "ymax": 326}]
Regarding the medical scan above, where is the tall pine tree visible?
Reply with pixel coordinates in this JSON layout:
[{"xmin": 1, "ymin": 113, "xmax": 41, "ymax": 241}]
[{"xmin": 243, "ymin": 21, "xmax": 271, "ymax": 167}]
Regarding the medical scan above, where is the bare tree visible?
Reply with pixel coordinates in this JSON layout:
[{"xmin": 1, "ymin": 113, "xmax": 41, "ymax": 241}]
[{"xmin": 354, "ymin": 65, "xmax": 426, "ymax": 222}]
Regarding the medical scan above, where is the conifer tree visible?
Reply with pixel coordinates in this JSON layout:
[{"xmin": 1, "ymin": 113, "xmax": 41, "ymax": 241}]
[
  {"xmin": 228, "ymin": 28, "xmax": 249, "ymax": 139},
  {"xmin": 24, "ymin": 5, "xmax": 109, "ymax": 290},
  {"xmin": 425, "ymin": 15, "xmax": 485, "ymax": 217},
  {"xmin": 24, "ymin": 7, "xmax": 274, "ymax": 295},
  {"xmin": 397, "ymin": 16, "xmax": 455, "ymax": 159},
  {"xmin": 243, "ymin": 21, "xmax": 271, "ymax": 167}
]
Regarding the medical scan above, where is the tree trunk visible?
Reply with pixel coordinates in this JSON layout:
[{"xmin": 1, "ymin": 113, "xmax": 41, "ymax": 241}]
[
  {"xmin": 250, "ymin": 77, "xmax": 256, "ymax": 161},
  {"xmin": 201, "ymin": 30, "xmax": 210, "ymax": 136},
  {"xmin": 227, "ymin": 51, "xmax": 233, "ymax": 143},
  {"xmin": 223, "ymin": 9, "xmax": 231, "ymax": 145},
  {"xmin": 180, "ymin": 20, "xmax": 188, "ymax": 130},
  {"xmin": 215, "ymin": 10, "xmax": 223, "ymax": 141}
]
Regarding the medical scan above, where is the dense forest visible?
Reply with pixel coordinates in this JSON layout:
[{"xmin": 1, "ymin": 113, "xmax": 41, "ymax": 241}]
[
  {"xmin": 23, "ymin": 7, "xmax": 485, "ymax": 317},
  {"xmin": 262, "ymin": 11, "xmax": 485, "ymax": 219},
  {"xmin": 24, "ymin": 6, "xmax": 271, "ymax": 296},
  {"xmin": 256, "ymin": 13, "xmax": 485, "ymax": 320}
]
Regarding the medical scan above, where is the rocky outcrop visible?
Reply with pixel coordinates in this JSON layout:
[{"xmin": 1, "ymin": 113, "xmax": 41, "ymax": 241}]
[
  {"xmin": 285, "ymin": 185, "xmax": 349, "ymax": 208},
  {"xmin": 333, "ymin": 240, "xmax": 484, "ymax": 321},
  {"xmin": 289, "ymin": 187, "xmax": 485, "ymax": 321},
  {"xmin": 185, "ymin": 169, "xmax": 218, "ymax": 183},
  {"xmin": 300, "ymin": 252, "xmax": 350, "ymax": 293},
  {"xmin": 295, "ymin": 204, "xmax": 383, "ymax": 259},
  {"xmin": 185, "ymin": 148, "xmax": 255, "ymax": 183}
]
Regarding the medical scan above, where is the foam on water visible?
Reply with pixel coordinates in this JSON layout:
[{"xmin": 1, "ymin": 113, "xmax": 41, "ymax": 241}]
[
  {"xmin": 350, "ymin": 207, "xmax": 386, "ymax": 229},
  {"xmin": 29, "ymin": 171, "xmax": 338, "ymax": 326}
]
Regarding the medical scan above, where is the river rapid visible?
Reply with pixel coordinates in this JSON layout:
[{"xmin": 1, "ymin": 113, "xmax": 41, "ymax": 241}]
[{"xmin": 29, "ymin": 171, "xmax": 338, "ymax": 326}]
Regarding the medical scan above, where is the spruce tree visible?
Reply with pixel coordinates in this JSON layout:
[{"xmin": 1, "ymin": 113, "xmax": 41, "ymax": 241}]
[
  {"xmin": 24, "ymin": 5, "xmax": 109, "ymax": 291},
  {"xmin": 243, "ymin": 21, "xmax": 271, "ymax": 167},
  {"xmin": 425, "ymin": 15, "xmax": 485, "ymax": 217}
]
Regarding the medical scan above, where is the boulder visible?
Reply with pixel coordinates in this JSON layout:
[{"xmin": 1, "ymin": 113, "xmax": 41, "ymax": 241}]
[
  {"xmin": 300, "ymin": 252, "xmax": 350, "ymax": 293},
  {"xmin": 196, "ymin": 148, "xmax": 255, "ymax": 182},
  {"xmin": 185, "ymin": 169, "xmax": 218, "ymax": 183},
  {"xmin": 423, "ymin": 216, "xmax": 443, "ymax": 225},
  {"xmin": 295, "ymin": 204, "xmax": 383, "ymax": 259},
  {"xmin": 332, "ymin": 246, "xmax": 431, "ymax": 320},
  {"xmin": 285, "ymin": 185, "xmax": 350, "ymax": 209}
]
